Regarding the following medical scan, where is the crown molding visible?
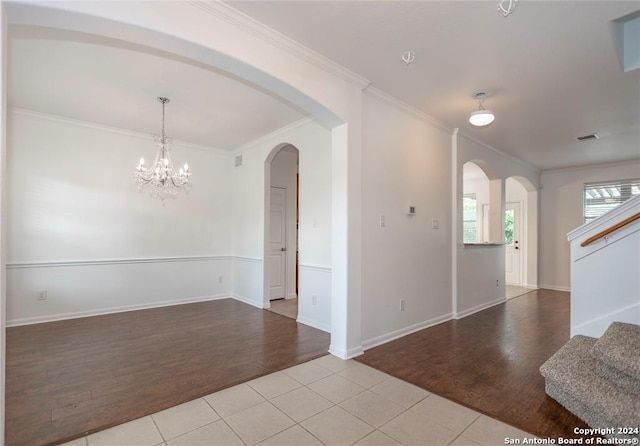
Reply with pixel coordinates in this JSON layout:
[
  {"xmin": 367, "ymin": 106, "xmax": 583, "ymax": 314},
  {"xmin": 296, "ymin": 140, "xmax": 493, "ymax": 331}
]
[
  {"xmin": 364, "ymin": 87, "xmax": 452, "ymax": 134},
  {"xmin": 457, "ymin": 130, "xmax": 541, "ymax": 174},
  {"xmin": 10, "ymin": 108, "xmax": 232, "ymax": 155},
  {"xmin": 541, "ymin": 158, "xmax": 640, "ymax": 175},
  {"xmin": 233, "ymin": 116, "xmax": 315, "ymax": 154},
  {"xmin": 189, "ymin": 1, "xmax": 371, "ymax": 90}
]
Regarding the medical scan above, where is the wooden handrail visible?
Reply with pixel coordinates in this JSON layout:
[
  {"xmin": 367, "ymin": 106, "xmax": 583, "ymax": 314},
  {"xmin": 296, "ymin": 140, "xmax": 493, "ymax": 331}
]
[{"xmin": 580, "ymin": 212, "xmax": 640, "ymax": 247}]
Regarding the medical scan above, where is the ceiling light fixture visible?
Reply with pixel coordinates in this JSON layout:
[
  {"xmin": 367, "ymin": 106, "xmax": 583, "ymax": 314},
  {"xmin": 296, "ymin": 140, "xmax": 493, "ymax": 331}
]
[
  {"xmin": 498, "ymin": 0, "xmax": 518, "ymax": 17},
  {"xmin": 469, "ymin": 92, "xmax": 495, "ymax": 127},
  {"xmin": 135, "ymin": 97, "xmax": 191, "ymax": 203},
  {"xmin": 401, "ymin": 51, "xmax": 416, "ymax": 65}
]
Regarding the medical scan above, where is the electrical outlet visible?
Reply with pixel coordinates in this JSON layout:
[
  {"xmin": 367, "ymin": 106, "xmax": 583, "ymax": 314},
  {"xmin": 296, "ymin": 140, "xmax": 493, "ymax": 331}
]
[
  {"xmin": 37, "ymin": 290, "xmax": 48, "ymax": 301},
  {"xmin": 312, "ymin": 295, "xmax": 318, "ymax": 305},
  {"xmin": 496, "ymin": 279, "xmax": 499, "ymax": 286},
  {"xmin": 400, "ymin": 299, "xmax": 405, "ymax": 311}
]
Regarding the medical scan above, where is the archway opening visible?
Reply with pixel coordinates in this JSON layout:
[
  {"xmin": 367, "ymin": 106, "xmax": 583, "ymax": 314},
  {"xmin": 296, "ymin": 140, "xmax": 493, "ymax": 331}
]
[
  {"xmin": 264, "ymin": 144, "xmax": 300, "ymax": 320},
  {"xmin": 505, "ymin": 175, "xmax": 539, "ymax": 297}
]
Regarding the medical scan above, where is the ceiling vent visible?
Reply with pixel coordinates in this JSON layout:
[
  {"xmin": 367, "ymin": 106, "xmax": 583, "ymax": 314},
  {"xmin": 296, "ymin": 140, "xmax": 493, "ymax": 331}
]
[{"xmin": 577, "ymin": 133, "xmax": 600, "ymax": 142}]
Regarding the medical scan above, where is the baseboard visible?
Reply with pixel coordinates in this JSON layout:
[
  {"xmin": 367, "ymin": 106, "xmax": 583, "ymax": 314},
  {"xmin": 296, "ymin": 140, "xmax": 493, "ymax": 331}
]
[
  {"xmin": 362, "ymin": 313, "xmax": 453, "ymax": 351},
  {"xmin": 6, "ymin": 294, "xmax": 230, "ymax": 327},
  {"xmin": 231, "ymin": 294, "xmax": 265, "ymax": 309},
  {"xmin": 571, "ymin": 303, "xmax": 640, "ymax": 338},
  {"xmin": 539, "ymin": 284, "xmax": 571, "ymax": 292},
  {"xmin": 329, "ymin": 344, "xmax": 364, "ymax": 360},
  {"xmin": 286, "ymin": 293, "xmax": 298, "ymax": 300},
  {"xmin": 296, "ymin": 316, "xmax": 330, "ymax": 333},
  {"xmin": 454, "ymin": 297, "xmax": 505, "ymax": 319}
]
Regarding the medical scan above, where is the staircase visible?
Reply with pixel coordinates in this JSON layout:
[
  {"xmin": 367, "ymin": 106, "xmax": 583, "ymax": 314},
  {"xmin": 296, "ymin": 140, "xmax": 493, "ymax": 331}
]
[
  {"xmin": 540, "ymin": 322, "xmax": 640, "ymax": 439},
  {"xmin": 566, "ymin": 194, "xmax": 640, "ymax": 338}
]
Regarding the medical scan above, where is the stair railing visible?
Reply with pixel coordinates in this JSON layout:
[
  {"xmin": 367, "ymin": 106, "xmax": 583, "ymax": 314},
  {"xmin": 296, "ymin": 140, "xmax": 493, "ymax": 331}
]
[{"xmin": 580, "ymin": 212, "xmax": 640, "ymax": 247}]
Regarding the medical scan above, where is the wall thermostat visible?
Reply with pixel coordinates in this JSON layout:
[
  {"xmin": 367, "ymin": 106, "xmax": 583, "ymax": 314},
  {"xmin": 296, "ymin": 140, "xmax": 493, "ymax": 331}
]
[{"xmin": 406, "ymin": 205, "xmax": 416, "ymax": 216}]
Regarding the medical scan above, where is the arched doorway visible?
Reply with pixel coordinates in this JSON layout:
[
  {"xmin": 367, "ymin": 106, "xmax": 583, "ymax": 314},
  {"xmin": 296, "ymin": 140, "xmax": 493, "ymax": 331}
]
[
  {"xmin": 264, "ymin": 144, "xmax": 299, "ymax": 320},
  {"xmin": 505, "ymin": 176, "xmax": 539, "ymax": 297}
]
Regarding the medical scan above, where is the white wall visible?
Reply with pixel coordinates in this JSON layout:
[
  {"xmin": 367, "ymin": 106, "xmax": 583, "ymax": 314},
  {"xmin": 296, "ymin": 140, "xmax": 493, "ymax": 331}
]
[
  {"xmin": 360, "ymin": 90, "xmax": 453, "ymax": 348},
  {"xmin": 6, "ymin": 109, "xmax": 234, "ymax": 324},
  {"xmin": 455, "ymin": 133, "xmax": 540, "ymax": 316},
  {"xmin": 232, "ymin": 119, "xmax": 332, "ymax": 332},
  {"xmin": 540, "ymin": 160, "xmax": 640, "ymax": 291}
]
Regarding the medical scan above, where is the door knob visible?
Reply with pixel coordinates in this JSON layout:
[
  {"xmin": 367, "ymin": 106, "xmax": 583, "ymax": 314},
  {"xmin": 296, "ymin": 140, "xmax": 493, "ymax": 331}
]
[{"xmin": 281, "ymin": 247, "xmax": 287, "ymax": 252}]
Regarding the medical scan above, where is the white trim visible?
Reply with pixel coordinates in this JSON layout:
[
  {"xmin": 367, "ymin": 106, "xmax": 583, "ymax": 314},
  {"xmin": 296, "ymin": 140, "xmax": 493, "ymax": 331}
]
[
  {"xmin": 539, "ymin": 284, "xmax": 571, "ymax": 293},
  {"xmin": 542, "ymin": 159, "xmax": 640, "ymax": 175},
  {"xmin": 191, "ymin": 2, "xmax": 371, "ymax": 90},
  {"xmin": 329, "ymin": 344, "xmax": 364, "ymax": 360},
  {"xmin": 231, "ymin": 294, "xmax": 265, "ymax": 309},
  {"xmin": 362, "ymin": 313, "xmax": 453, "ymax": 351},
  {"xmin": 457, "ymin": 131, "xmax": 540, "ymax": 174},
  {"xmin": 298, "ymin": 264, "xmax": 332, "ymax": 273},
  {"xmin": 571, "ymin": 303, "xmax": 640, "ymax": 338},
  {"xmin": 7, "ymin": 255, "xmax": 231, "ymax": 269},
  {"xmin": 286, "ymin": 293, "xmax": 298, "ymax": 300},
  {"xmin": 6, "ymin": 294, "xmax": 230, "ymax": 327},
  {"xmin": 232, "ymin": 256, "xmax": 263, "ymax": 264},
  {"xmin": 452, "ymin": 127, "xmax": 459, "ymax": 318},
  {"xmin": 296, "ymin": 315, "xmax": 330, "ymax": 333},
  {"xmin": 364, "ymin": 87, "xmax": 452, "ymax": 134},
  {"xmin": 234, "ymin": 117, "xmax": 314, "ymax": 154},
  {"xmin": 454, "ymin": 297, "xmax": 505, "ymax": 319},
  {"xmin": 10, "ymin": 108, "xmax": 231, "ymax": 155}
]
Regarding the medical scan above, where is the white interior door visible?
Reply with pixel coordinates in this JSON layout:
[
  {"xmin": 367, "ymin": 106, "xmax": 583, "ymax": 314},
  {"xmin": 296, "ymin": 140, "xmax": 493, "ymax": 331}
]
[
  {"xmin": 505, "ymin": 202, "xmax": 522, "ymax": 286},
  {"xmin": 269, "ymin": 187, "xmax": 287, "ymax": 300}
]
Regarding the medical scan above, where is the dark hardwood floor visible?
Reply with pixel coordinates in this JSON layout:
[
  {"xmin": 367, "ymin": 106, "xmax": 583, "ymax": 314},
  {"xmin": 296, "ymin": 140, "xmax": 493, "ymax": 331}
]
[
  {"xmin": 5, "ymin": 299, "xmax": 330, "ymax": 446},
  {"xmin": 356, "ymin": 289, "xmax": 589, "ymax": 440}
]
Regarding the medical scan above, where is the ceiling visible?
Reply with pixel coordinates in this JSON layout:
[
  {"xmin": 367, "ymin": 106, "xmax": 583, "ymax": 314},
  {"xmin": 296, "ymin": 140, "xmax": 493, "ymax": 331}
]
[
  {"xmin": 7, "ymin": 2, "xmax": 640, "ymax": 170},
  {"xmin": 8, "ymin": 25, "xmax": 307, "ymax": 151},
  {"xmin": 229, "ymin": 0, "xmax": 640, "ymax": 171}
]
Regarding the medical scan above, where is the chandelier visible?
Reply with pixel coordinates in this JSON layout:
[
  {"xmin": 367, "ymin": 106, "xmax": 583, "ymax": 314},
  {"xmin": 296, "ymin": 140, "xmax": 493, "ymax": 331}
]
[{"xmin": 135, "ymin": 97, "xmax": 191, "ymax": 202}]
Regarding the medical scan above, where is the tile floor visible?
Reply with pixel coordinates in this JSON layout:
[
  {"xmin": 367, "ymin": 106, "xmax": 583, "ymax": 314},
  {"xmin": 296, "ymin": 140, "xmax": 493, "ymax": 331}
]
[
  {"xmin": 62, "ymin": 355, "xmax": 536, "ymax": 446},
  {"xmin": 266, "ymin": 298, "xmax": 298, "ymax": 320},
  {"xmin": 505, "ymin": 285, "xmax": 537, "ymax": 300}
]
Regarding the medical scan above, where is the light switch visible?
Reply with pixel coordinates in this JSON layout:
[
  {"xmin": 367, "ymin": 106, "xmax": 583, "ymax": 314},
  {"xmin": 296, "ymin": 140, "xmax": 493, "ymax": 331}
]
[
  {"xmin": 432, "ymin": 219, "xmax": 440, "ymax": 229},
  {"xmin": 379, "ymin": 214, "xmax": 386, "ymax": 227}
]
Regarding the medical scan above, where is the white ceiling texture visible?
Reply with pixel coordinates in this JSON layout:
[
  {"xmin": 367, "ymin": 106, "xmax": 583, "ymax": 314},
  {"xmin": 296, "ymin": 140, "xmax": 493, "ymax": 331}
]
[{"xmin": 8, "ymin": 1, "xmax": 640, "ymax": 170}]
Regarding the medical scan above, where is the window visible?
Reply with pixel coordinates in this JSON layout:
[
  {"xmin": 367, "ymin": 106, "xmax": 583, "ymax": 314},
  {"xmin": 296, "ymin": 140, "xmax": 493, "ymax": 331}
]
[
  {"xmin": 583, "ymin": 179, "xmax": 640, "ymax": 223},
  {"xmin": 504, "ymin": 208, "xmax": 514, "ymax": 245},
  {"xmin": 463, "ymin": 194, "xmax": 477, "ymax": 243}
]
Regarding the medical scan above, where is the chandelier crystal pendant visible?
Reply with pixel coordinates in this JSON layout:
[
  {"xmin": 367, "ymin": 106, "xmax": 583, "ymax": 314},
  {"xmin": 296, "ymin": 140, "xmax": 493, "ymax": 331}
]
[{"xmin": 135, "ymin": 97, "xmax": 191, "ymax": 202}]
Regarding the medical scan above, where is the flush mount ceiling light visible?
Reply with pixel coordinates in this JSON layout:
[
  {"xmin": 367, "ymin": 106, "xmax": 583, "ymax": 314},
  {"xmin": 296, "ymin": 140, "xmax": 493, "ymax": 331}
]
[
  {"xmin": 469, "ymin": 92, "xmax": 495, "ymax": 127},
  {"xmin": 135, "ymin": 97, "xmax": 192, "ymax": 203}
]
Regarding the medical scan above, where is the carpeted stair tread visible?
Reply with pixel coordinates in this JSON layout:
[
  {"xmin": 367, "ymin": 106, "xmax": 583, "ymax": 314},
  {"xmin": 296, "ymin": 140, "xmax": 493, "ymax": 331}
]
[
  {"xmin": 595, "ymin": 361, "xmax": 640, "ymax": 397},
  {"xmin": 540, "ymin": 335, "xmax": 640, "ymax": 433},
  {"xmin": 591, "ymin": 321, "xmax": 640, "ymax": 383}
]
